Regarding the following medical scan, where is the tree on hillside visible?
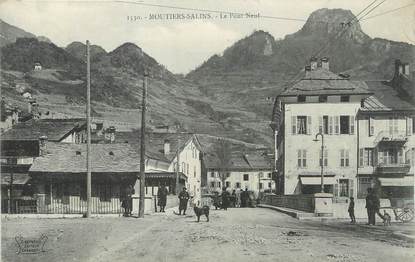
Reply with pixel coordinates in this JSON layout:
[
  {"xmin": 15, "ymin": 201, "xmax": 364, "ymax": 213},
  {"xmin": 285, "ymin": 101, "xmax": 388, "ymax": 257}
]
[{"xmin": 213, "ymin": 138, "xmax": 232, "ymax": 191}]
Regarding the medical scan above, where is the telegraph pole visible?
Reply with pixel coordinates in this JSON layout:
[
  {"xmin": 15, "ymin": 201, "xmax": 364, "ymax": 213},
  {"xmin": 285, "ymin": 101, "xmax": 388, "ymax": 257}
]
[
  {"xmin": 86, "ymin": 40, "xmax": 92, "ymax": 218},
  {"xmin": 138, "ymin": 70, "xmax": 148, "ymax": 218}
]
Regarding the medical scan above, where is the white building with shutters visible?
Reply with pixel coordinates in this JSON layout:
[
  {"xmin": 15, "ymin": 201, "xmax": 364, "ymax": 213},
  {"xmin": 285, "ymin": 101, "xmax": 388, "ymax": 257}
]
[{"xmin": 271, "ymin": 57, "xmax": 372, "ymax": 199}]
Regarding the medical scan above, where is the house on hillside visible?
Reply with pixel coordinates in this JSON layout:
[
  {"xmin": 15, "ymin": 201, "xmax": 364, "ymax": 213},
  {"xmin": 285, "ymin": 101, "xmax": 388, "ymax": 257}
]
[
  {"xmin": 272, "ymin": 57, "xmax": 373, "ymax": 198},
  {"xmin": 204, "ymin": 151, "xmax": 273, "ymax": 196},
  {"xmin": 34, "ymin": 62, "xmax": 42, "ymax": 71}
]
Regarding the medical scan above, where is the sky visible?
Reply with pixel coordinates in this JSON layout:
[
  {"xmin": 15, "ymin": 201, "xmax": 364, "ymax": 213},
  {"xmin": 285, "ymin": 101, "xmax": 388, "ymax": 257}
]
[{"xmin": 1, "ymin": 0, "xmax": 414, "ymax": 74}]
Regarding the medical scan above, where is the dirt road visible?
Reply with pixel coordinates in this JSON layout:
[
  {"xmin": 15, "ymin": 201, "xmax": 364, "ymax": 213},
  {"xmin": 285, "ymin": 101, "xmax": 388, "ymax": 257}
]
[{"xmin": 2, "ymin": 208, "xmax": 414, "ymax": 262}]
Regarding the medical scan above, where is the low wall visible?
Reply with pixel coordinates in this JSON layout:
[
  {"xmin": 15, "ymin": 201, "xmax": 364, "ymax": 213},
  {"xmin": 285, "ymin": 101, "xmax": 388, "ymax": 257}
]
[{"xmin": 262, "ymin": 194, "xmax": 315, "ymax": 213}]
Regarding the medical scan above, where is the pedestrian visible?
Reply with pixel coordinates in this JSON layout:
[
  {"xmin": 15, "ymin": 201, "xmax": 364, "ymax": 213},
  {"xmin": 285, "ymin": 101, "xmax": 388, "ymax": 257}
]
[
  {"xmin": 178, "ymin": 187, "xmax": 190, "ymax": 215},
  {"xmin": 365, "ymin": 188, "xmax": 375, "ymax": 225},
  {"xmin": 372, "ymin": 189, "xmax": 385, "ymax": 222},
  {"xmin": 235, "ymin": 189, "xmax": 241, "ymax": 208},
  {"xmin": 123, "ymin": 184, "xmax": 134, "ymax": 217},
  {"xmin": 157, "ymin": 185, "xmax": 168, "ymax": 212},
  {"xmin": 348, "ymin": 196, "xmax": 356, "ymax": 224},
  {"xmin": 231, "ymin": 190, "xmax": 236, "ymax": 207},
  {"xmin": 241, "ymin": 188, "xmax": 248, "ymax": 208},
  {"xmin": 221, "ymin": 187, "xmax": 229, "ymax": 210}
]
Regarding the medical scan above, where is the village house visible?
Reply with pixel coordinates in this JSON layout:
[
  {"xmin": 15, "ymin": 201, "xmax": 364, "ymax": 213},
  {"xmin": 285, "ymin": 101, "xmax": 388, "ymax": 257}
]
[
  {"xmin": 0, "ymin": 98, "xmax": 19, "ymax": 132},
  {"xmin": 1, "ymin": 118, "xmax": 87, "ymax": 213},
  {"xmin": 111, "ymin": 130, "xmax": 203, "ymax": 206},
  {"xmin": 34, "ymin": 62, "xmax": 42, "ymax": 71},
  {"xmin": 356, "ymin": 60, "xmax": 414, "ymax": 203},
  {"xmin": 272, "ymin": 57, "xmax": 372, "ymax": 199},
  {"xmin": 203, "ymin": 151, "xmax": 273, "ymax": 196}
]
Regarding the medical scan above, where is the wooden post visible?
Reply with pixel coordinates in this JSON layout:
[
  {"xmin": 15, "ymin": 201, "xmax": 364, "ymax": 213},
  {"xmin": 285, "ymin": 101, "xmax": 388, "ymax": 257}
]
[
  {"xmin": 86, "ymin": 40, "xmax": 92, "ymax": 218},
  {"xmin": 138, "ymin": 70, "xmax": 148, "ymax": 218},
  {"xmin": 175, "ymin": 136, "xmax": 180, "ymax": 195}
]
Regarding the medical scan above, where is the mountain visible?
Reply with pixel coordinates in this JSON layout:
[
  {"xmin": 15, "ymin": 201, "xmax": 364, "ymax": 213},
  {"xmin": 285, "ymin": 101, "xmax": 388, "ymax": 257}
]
[
  {"xmin": 0, "ymin": 19, "xmax": 51, "ymax": 47},
  {"xmin": 187, "ymin": 8, "xmax": 415, "ymax": 133},
  {"xmin": 65, "ymin": 41, "xmax": 107, "ymax": 62}
]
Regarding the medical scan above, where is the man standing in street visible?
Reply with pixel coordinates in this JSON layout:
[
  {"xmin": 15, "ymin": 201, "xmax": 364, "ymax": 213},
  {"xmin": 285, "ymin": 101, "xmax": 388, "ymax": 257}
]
[
  {"xmin": 178, "ymin": 187, "xmax": 190, "ymax": 215},
  {"xmin": 157, "ymin": 184, "xmax": 168, "ymax": 212},
  {"xmin": 365, "ymin": 188, "xmax": 375, "ymax": 225}
]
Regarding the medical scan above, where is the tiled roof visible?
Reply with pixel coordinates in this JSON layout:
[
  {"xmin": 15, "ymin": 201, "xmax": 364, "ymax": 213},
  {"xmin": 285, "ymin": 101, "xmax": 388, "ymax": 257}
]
[
  {"xmin": 114, "ymin": 131, "xmax": 197, "ymax": 162},
  {"xmin": 1, "ymin": 118, "xmax": 86, "ymax": 141},
  {"xmin": 280, "ymin": 68, "xmax": 371, "ymax": 96},
  {"xmin": 29, "ymin": 142, "xmax": 140, "ymax": 174},
  {"xmin": 204, "ymin": 152, "xmax": 271, "ymax": 170},
  {"xmin": 361, "ymin": 81, "xmax": 415, "ymax": 112}
]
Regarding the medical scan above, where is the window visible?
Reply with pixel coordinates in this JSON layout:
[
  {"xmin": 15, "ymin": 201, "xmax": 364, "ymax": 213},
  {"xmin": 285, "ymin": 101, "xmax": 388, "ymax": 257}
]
[
  {"xmin": 225, "ymin": 181, "xmax": 231, "ymax": 188},
  {"xmin": 297, "ymin": 150, "xmax": 307, "ymax": 168},
  {"xmin": 226, "ymin": 172, "xmax": 230, "ymax": 178},
  {"xmin": 259, "ymin": 183, "xmax": 263, "ymax": 190},
  {"xmin": 319, "ymin": 116, "xmax": 329, "ymax": 134},
  {"xmin": 340, "ymin": 95, "xmax": 350, "ymax": 102},
  {"xmin": 340, "ymin": 116, "xmax": 350, "ymax": 134},
  {"xmin": 292, "ymin": 116, "xmax": 311, "ymax": 135},
  {"xmin": 340, "ymin": 149, "xmax": 350, "ymax": 167},
  {"xmin": 359, "ymin": 148, "xmax": 373, "ymax": 167},
  {"xmin": 243, "ymin": 174, "xmax": 249, "ymax": 181},
  {"xmin": 298, "ymin": 95, "xmax": 306, "ymax": 102},
  {"xmin": 210, "ymin": 172, "xmax": 215, "ymax": 178},
  {"xmin": 217, "ymin": 182, "xmax": 221, "ymax": 188},
  {"xmin": 369, "ymin": 117, "xmax": 375, "ymax": 136},
  {"xmin": 379, "ymin": 148, "xmax": 403, "ymax": 165},
  {"xmin": 236, "ymin": 182, "xmax": 241, "ymax": 188},
  {"xmin": 267, "ymin": 173, "xmax": 272, "ymax": 179},
  {"xmin": 319, "ymin": 149, "xmax": 328, "ymax": 167},
  {"xmin": 358, "ymin": 177, "xmax": 372, "ymax": 198},
  {"xmin": 210, "ymin": 182, "xmax": 215, "ymax": 188},
  {"xmin": 194, "ymin": 166, "xmax": 196, "ymax": 178},
  {"xmin": 319, "ymin": 95, "xmax": 327, "ymax": 102}
]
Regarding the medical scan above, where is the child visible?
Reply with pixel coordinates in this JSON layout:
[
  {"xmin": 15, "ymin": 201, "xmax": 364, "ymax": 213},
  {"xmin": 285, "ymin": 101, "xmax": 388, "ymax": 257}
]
[{"xmin": 348, "ymin": 197, "xmax": 356, "ymax": 224}]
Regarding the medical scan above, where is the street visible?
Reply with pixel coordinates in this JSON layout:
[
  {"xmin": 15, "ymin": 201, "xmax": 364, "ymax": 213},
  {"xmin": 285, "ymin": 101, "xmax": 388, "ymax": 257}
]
[{"xmin": 2, "ymin": 208, "xmax": 414, "ymax": 262}]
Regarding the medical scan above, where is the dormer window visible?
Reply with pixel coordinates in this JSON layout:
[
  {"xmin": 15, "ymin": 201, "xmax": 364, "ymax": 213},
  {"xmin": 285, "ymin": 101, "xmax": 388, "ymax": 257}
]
[
  {"xmin": 297, "ymin": 95, "xmax": 306, "ymax": 102},
  {"xmin": 319, "ymin": 95, "xmax": 328, "ymax": 102},
  {"xmin": 76, "ymin": 151, "xmax": 81, "ymax": 156},
  {"xmin": 109, "ymin": 151, "xmax": 114, "ymax": 156},
  {"xmin": 340, "ymin": 95, "xmax": 350, "ymax": 102}
]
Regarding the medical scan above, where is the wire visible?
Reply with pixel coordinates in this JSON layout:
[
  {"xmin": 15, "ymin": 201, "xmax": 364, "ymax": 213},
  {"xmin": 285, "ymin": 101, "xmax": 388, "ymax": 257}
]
[
  {"xmin": 115, "ymin": 0, "xmax": 307, "ymax": 22},
  {"xmin": 360, "ymin": 2, "xmax": 415, "ymax": 21}
]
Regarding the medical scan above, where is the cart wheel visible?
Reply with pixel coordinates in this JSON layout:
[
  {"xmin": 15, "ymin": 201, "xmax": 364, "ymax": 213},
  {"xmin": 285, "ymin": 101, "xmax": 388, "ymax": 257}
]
[{"xmin": 398, "ymin": 208, "xmax": 414, "ymax": 223}]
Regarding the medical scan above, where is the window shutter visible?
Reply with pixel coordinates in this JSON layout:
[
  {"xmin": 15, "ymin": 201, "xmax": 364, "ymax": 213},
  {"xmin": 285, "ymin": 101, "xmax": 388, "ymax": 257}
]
[
  {"xmin": 292, "ymin": 116, "xmax": 297, "ymax": 135},
  {"xmin": 319, "ymin": 116, "xmax": 323, "ymax": 133},
  {"xmin": 364, "ymin": 149, "xmax": 369, "ymax": 166},
  {"xmin": 303, "ymin": 150, "xmax": 307, "ymax": 167},
  {"xmin": 369, "ymin": 117, "xmax": 374, "ymax": 136},
  {"xmin": 307, "ymin": 116, "xmax": 312, "ymax": 135},
  {"xmin": 324, "ymin": 149, "xmax": 328, "ymax": 166},
  {"xmin": 359, "ymin": 148, "xmax": 364, "ymax": 167},
  {"xmin": 350, "ymin": 116, "xmax": 355, "ymax": 135},
  {"xmin": 349, "ymin": 179, "xmax": 354, "ymax": 198},
  {"xmin": 335, "ymin": 116, "xmax": 340, "ymax": 134},
  {"xmin": 406, "ymin": 117, "xmax": 412, "ymax": 136},
  {"xmin": 329, "ymin": 116, "xmax": 333, "ymax": 135}
]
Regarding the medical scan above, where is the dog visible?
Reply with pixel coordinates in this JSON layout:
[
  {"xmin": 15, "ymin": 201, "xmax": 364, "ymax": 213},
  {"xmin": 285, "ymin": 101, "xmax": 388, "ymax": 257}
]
[
  {"xmin": 383, "ymin": 210, "xmax": 391, "ymax": 226},
  {"xmin": 193, "ymin": 206, "xmax": 210, "ymax": 222}
]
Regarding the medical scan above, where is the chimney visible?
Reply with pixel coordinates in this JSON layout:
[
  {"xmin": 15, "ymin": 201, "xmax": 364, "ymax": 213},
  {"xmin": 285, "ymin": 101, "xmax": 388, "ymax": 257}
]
[
  {"xmin": 310, "ymin": 57, "xmax": 318, "ymax": 70},
  {"xmin": 321, "ymin": 57, "xmax": 329, "ymax": 70},
  {"xmin": 39, "ymin": 135, "xmax": 48, "ymax": 156},
  {"xmin": 164, "ymin": 139, "xmax": 170, "ymax": 155}
]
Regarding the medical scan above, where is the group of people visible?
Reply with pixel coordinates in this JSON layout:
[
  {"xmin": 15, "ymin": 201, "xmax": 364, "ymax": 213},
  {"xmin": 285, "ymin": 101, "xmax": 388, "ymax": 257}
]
[
  {"xmin": 157, "ymin": 185, "xmax": 190, "ymax": 215},
  {"xmin": 214, "ymin": 188, "xmax": 253, "ymax": 210},
  {"xmin": 348, "ymin": 187, "xmax": 385, "ymax": 225}
]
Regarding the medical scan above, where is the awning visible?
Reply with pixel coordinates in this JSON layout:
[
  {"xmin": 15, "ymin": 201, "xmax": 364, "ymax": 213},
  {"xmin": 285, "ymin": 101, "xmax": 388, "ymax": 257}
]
[
  {"xmin": 300, "ymin": 176, "xmax": 336, "ymax": 185},
  {"xmin": 379, "ymin": 176, "xmax": 414, "ymax": 187},
  {"xmin": 1, "ymin": 173, "xmax": 31, "ymax": 185}
]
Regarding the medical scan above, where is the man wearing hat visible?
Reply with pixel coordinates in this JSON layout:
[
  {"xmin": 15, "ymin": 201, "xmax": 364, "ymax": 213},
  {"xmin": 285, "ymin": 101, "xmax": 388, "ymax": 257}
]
[{"xmin": 178, "ymin": 187, "xmax": 190, "ymax": 215}]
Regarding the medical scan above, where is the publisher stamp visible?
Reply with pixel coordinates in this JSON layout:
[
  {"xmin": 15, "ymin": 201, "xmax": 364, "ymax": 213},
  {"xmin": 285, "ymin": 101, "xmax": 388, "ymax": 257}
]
[{"xmin": 15, "ymin": 234, "xmax": 48, "ymax": 254}]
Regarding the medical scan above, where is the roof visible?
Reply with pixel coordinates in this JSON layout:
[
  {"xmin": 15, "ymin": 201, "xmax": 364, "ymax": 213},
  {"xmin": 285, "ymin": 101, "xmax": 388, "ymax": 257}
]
[
  {"xmin": 114, "ymin": 131, "xmax": 198, "ymax": 162},
  {"xmin": 29, "ymin": 142, "xmax": 140, "ymax": 174},
  {"xmin": 279, "ymin": 68, "xmax": 372, "ymax": 97},
  {"xmin": 360, "ymin": 81, "xmax": 415, "ymax": 112},
  {"xmin": 1, "ymin": 118, "xmax": 86, "ymax": 141},
  {"xmin": 204, "ymin": 152, "xmax": 271, "ymax": 171}
]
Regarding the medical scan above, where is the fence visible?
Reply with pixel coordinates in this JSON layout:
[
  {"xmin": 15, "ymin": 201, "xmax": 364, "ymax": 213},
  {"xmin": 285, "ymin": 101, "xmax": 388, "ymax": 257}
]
[{"xmin": 261, "ymin": 194, "xmax": 315, "ymax": 213}]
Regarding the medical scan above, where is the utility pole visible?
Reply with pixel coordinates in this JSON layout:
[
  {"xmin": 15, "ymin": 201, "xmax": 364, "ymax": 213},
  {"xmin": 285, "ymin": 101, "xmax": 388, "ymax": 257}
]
[
  {"xmin": 86, "ymin": 40, "xmax": 92, "ymax": 218},
  {"xmin": 138, "ymin": 70, "xmax": 148, "ymax": 218},
  {"xmin": 175, "ymin": 135, "xmax": 180, "ymax": 195}
]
